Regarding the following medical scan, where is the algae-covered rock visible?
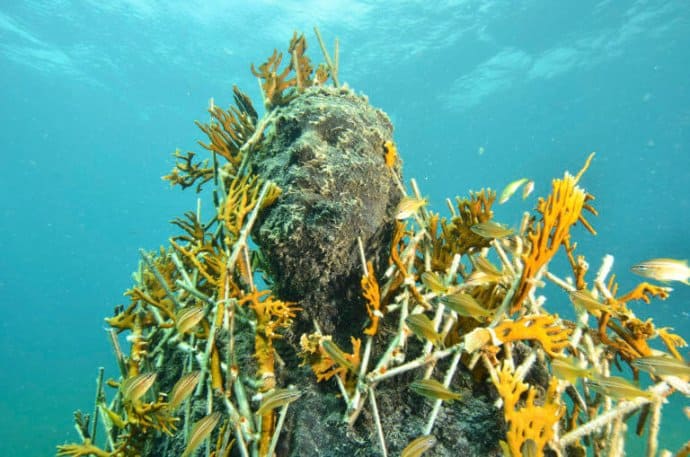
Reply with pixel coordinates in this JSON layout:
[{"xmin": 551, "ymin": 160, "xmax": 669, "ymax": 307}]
[{"xmin": 249, "ymin": 85, "xmax": 401, "ymax": 337}]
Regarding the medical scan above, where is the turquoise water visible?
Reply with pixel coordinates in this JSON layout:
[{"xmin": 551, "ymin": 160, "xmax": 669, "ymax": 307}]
[{"xmin": 0, "ymin": 1, "xmax": 688, "ymax": 455}]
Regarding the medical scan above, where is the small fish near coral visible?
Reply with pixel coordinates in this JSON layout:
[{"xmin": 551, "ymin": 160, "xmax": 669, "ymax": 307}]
[{"xmin": 631, "ymin": 258, "xmax": 690, "ymax": 284}]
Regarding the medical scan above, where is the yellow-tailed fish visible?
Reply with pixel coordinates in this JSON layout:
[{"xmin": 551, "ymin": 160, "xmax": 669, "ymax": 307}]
[
  {"xmin": 168, "ymin": 371, "xmax": 201, "ymax": 410},
  {"xmin": 421, "ymin": 271, "xmax": 448, "ymax": 294},
  {"xmin": 568, "ymin": 289, "xmax": 609, "ymax": 314},
  {"xmin": 470, "ymin": 221, "xmax": 514, "ymax": 239},
  {"xmin": 586, "ymin": 375, "xmax": 655, "ymax": 400},
  {"xmin": 121, "ymin": 372, "xmax": 157, "ymax": 402},
  {"xmin": 405, "ymin": 314, "xmax": 443, "ymax": 347},
  {"xmin": 176, "ymin": 305, "xmax": 206, "ymax": 334},
  {"xmin": 440, "ymin": 292, "xmax": 492, "ymax": 321},
  {"xmin": 551, "ymin": 357, "xmax": 594, "ymax": 385},
  {"xmin": 321, "ymin": 339, "xmax": 355, "ymax": 371},
  {"xmin": 520, "ymin": 438, "xmax": 538, "ymax": 457},
  {"xmin": 499, "ymin": 178, "xmax": 528, "ymax": 204},
  {"xmin": 181, "ymin": 412, "xmax": 222, "ymax": 457},
  {"xmin": 522, "ymin": 180, "xmax": 535, "ymax": 199},
  {"xmin": 409, "ymin": 379, "xmax": 462, "ymax": 402},
  {"xmin": 631, "ymin": 258, "xmax": 690, "ymax": 284},
  {"xmin": 632, "ymin": 355, "xmax": 690, "ymax": 378},
  {"xmin": 396, "ymin": 196, "xmax": 428, "ymax": 220},
  {"xmin": 256, "ymin": 387, "xmax": 302, "ymax": 415},
  {"xmin": 401, "ymin": 435, "xmax": 437, "ymax": 457}
]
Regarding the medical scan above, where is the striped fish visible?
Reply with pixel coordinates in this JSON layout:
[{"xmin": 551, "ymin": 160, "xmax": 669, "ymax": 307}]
[
  {"xmin": 181, "ymin": 412, "xmax": 222, "ymax": 457},
  {"xmin": 176, "ymin": 306, "xmax": 206, "ymax": 334},
  {"xmin": 409, "ymin": 379, "xmax": 462, "ymax": 402},
  {"xmin": 121, "ymin": 372, "xmax": 157, "ymax": 403},
  {"xmin": 321, "ymin": 339, "xmax": 355, "ymax": 372},
  {"xmin": 401, "ymin": 435, "xmax": 437, "ymax": 457},
  {"xmin": 256, "ymin": 387, "xmax": 302, "ymax": 415},
  {"xmin": 168, "ymin": 371, "xmax": 200, "ymax": 410},
  {"xmin": 406, "ymin": 314, "xmax": 443, "ymax": 347}
]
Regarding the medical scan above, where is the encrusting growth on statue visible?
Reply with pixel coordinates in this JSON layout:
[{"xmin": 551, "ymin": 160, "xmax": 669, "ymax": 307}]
[{"xmin": 57, "ymin": 30, "xmax": 689, "ymax": 457}]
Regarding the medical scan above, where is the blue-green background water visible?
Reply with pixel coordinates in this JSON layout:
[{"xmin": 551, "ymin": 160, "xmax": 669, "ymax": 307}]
[{"xmin": 1, "ymin": 1, "xmax": 688, "ymax": 455}]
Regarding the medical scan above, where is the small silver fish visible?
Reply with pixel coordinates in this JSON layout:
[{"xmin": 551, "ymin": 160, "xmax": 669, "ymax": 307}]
[
  {"xmin": 473, "ymin": 255, "xmax": 502, "ymax": 277},
  {"xmin": 181, "ymin": 412, "xmax": 221, "ymax": 457},
  {"xmin": 586, "ymin": 375, "xmax": 655, "ymax": 400},
  {"xmin": 522, "ymin": 180, "xmax": 535, "ymax": 200},
  {"xmin": 409, "ymin": 379, "xmax": 462, "ymax": 402},
  {"xmin": 321, "ymin": 339, "xmax": 355, "ymax": 372},
  {"xmin": 470, "ymin": 221, "xmax": 514, "ymax": 239},
  {"xmin": 256, "ymin": 387, "xmax": 302, "ymax": 415},
  {"xmin": 551, "ymin": 357, "xmax": 594, "ymax": 385},
  {"xmin": 401, "ymin": 435, "xmax": 437, "ymax": 457},
  {"xmin": 632, "ymin": 355, "xmax": 690, "ymax": 378},
  {"xmin": 176, "ymin": 306, "xmax": 206, "ymax": 334},
  {"xmin": 406, "ymin": 314, "xmax": 443, "ymax": 347},
  {"xmin": 421, "ymin": 271, "xmax": 448, "ymax": 294},
  {"xmin": 631, "ymin": 258, "xmax": 690, "ymax": 284},
  {"xmin": 168, "ymin": 371, "xmax": 201, "ymax": 410},
  {"xmin": 499, "ymin": 178, "xmax": 529, "ymax": 204},
  {"xmin": 464, "ymin": 270, "xmax": 502, "ymax": 287},
  {"xmin": 396, "ymin": 196, "xmax": 428, "ymax": 220},
  {"xmin": 440, "ymin": 292, "xmax": 492, "ymax": 321},
  {"xmin": 121, "ymin": 372, "xmax": 157, "ymax": 403},
  {"xmin": 568, "ymin": 289, "xmax": 609, "ymax": 314}
]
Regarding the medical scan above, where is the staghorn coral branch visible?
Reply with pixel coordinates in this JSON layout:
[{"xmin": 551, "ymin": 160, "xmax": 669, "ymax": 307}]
[
  {"xmin": 91, "ymin": 367, "xmax": 105, "ymax": 443},
  {"xmin": 225, "ymin": 180, "xmax": 274, "ymax": 273},
  {"xmin": 369, "ymin": 387, "xmax": 388, "ymax": 457},
  {"xmin": 367, "ymin": 342, "xmax": 463, "ymax": 384},
  {"xmin": 313, "ymin": 27, "xmax": 339, "ymax": 87}
]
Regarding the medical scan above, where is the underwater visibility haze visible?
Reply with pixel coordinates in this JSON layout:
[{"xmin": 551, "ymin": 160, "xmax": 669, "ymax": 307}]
[{"xmin": 0, "ymin": 1, "xmax": 689, "ymax": 456}]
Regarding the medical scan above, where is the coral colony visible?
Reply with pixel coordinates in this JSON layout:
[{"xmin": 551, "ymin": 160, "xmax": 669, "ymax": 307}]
[{"xmin": 58, "ymin": 30, "xmax": 689, "ymax": 457}]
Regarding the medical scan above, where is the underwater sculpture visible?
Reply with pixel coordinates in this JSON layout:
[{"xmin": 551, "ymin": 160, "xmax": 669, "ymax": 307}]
[{"xmin": 57, "ymin": 30, "xmax": 690, "ymax": 457}]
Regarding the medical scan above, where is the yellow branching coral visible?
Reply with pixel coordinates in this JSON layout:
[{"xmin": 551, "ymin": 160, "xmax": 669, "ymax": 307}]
[
  {"xmin": 362, "ymin": 261, "xmax": 383, "ymax": 336},
  {"xmin": 252, "ymin": 32, "xmax": 324, "ymax": 107},
  {"xmin": 243, "ymin": 290, "xmax": 300, "ymax": 390},
  {"xmin": 219, "ymin": 173, "xmax": 281, "ymax": 242},
  {"xmin": 657, "ymin": 327, "xmax": 688, "ymax": 360},
  {"xmin": 165, "ymin": 86, "xmax": 257, "ymax": 192},
  {"xmin": 56, "ymin": 439, "xmax": 117, "ymax": 457},
  {"xmin": 252, "ymin": 49, "xmax": 295, "ymax": 106},
  {"xmin": 288, "ymin": 32, "xmax": 313, "ymax": 90},
  {"xmin": 426, "ymin": 190, "xmax": 496, "ymax": 271},
  {"xmin": 425, "ymin": 213, "xmax": 455, "ymax": 272},
  {"xmin": 617, "ymin": 281, "xmax": 671, "ymax": 304},
  {"xmin": 299, "ymin": 334, "xmax": 361, "ymax": 388},
  {"xmin": 163, "ymin": 150, "xmax": 214, "ymax": 192},
  {"xmin": 492, "ymin": 362, "xmax": 564, "ymax": 457},
  {"xmin": 389, "ymin": 219, "xmax": 409, "ymax": 277},
  {"xmin": 195, "ymin": 86, "xmax": 257, "ymax": 171},
  {"xmin": 598, "ymin": 313, "xmax": 655, "ymax": 361},
  {"xmin": 512, "ymin": 153, "xmax": 597, "ymax": 313},
  {"xmin": 171, "ymin": 211, "xmax": 212, "ymax": 247},
  {"xmin": 493, "ymin": 314, "xmax": 572, "ymax": 357}
]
